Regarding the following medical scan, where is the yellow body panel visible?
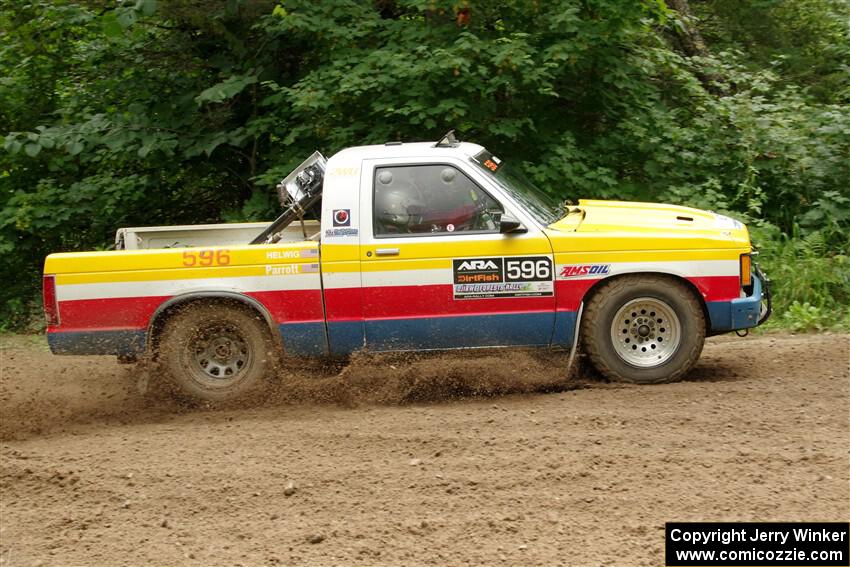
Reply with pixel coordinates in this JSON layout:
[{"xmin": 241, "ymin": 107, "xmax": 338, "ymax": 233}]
[
  {"xmin": 44, "ymin": 242, "xmax": 319, "ymax": 275},
  {"xmin": 44, "ymin": 201, "xmax": 752, "ymax": 282},
  {"xmin": 54, "ymin": 263, "xmax": 317, "ymax": 285},
  {"xmin": 44, "ymin": 199, "xmax": 751, "ymax": 278},
  {"xmin": 546, "ymin": 200, "xmax": 750, "ymax": 259},
  {"xmin": 319, "ymin": 243, "xmax": 359, "ymax": 263},
  {"xmin": 550, "ymin": 247, "xmax": 745, "ymax": 264}
]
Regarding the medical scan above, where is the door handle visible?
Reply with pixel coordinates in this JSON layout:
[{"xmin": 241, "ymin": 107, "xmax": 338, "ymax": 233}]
[{"xmin": 375, "ymin": 248, "xmax": 400, "ymax": 257}]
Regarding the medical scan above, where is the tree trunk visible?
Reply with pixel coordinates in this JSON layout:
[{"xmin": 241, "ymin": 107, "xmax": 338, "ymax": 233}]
[
  {"xmin": 665, "ymin": 0, "xmax": 722, "ymax": 92},
  {"xmin": 665, "ymin": 0, "xmax": 711, "ymax": 58}
]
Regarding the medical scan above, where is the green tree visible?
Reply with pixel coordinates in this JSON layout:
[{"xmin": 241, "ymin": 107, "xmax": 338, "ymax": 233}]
[{"xmin": 2, "ymin": 0, "xmax": 848, "ymax": 329}]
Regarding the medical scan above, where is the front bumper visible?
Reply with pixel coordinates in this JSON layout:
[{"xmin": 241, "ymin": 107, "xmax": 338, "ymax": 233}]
[
  {"xmin": 706, "ymin": 268, "xmax": 772, "ymax": 333},
  {"xmin": 730, "ymin": 270, "xmax": 770, "ymax": 329}
]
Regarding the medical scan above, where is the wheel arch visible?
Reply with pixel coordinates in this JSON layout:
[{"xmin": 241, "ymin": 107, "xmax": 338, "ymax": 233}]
[
  {"xmin": 577, "ymin": 272, "xmax": 711, "ymax": 336},
  {"xmin": 147, "ymin": 292, "xmax": 279, "ymax": 355}
]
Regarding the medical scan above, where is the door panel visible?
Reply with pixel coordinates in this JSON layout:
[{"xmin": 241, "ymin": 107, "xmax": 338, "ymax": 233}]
[{"xmin": 359, "ymin": 159, "xmax": 556, "ymax": 351}]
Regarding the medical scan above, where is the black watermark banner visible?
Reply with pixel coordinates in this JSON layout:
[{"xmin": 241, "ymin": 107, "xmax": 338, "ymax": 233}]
[{"xmin": 666, "ymin": 522, "xmax": 849, "ymax": 566}]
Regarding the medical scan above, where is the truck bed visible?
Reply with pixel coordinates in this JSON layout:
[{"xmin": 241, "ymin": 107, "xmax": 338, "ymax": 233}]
[{"xmin": 116, "ymin": 221, "xmax": 321, "ymax": 250}]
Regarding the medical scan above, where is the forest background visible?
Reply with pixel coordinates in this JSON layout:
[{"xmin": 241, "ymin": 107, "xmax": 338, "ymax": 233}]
[{"xmin": 1, "ymin": 0, "xmax": 848, "ymax": 331}]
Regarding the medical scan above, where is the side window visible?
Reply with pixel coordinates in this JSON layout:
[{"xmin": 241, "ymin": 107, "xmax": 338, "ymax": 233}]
[{"xmin": 373, "ymin": 164, "xmax": 503, "ymax": 236}]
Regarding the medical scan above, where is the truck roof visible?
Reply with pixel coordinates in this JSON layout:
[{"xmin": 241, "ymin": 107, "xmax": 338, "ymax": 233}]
[{"xmin": 330, "ymin": 141, "xmax": 485, "ymax": 162}]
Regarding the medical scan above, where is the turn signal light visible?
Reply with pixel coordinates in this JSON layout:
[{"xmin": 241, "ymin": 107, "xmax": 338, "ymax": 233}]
[
  {"xmin": 740, "ymin": 254, "xmax": 752, "ymax": 288},
  {"xmin": 43, "ymin": 275, "xmax": 60, "ymax": 326}
]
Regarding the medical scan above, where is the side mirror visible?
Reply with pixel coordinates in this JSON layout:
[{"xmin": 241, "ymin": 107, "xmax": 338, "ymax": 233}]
[{"xmin": 499, "ymin": 214, "xmax": 526, "ymax": 234}]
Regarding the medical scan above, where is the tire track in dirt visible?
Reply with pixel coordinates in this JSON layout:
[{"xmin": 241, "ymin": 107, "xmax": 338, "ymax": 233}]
[
  {"xmin": 1, "ymin": 333, "xmax": 848, "ymax": 567},
  {"xmin": 1, "ymin": 334, "xmax": 847, "ymax": 441},
  {"xmin": 0, "ymin": 341, "xmax": 584, "ymax": 441}
]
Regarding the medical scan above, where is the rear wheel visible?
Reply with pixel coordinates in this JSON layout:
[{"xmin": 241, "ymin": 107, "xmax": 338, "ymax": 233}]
[
  {"xmin": 157, "ymin": 302, "xmax": 277, "ymax": 402},
  {"xmin": 582, "ymin": 275, "xmax": 705, "ymax": 384}
]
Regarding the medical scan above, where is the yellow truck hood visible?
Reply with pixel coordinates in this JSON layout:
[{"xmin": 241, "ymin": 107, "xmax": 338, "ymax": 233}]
[{"xmin": 546, "ymin": 199, "xmax": 750, "ymax": 251}]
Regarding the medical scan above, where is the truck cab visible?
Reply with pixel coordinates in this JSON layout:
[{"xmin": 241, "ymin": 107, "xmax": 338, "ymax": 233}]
[
  {"xmin": 43, "ymin": 132, "xmax": 770, "ymax": 401},
  {"xmin": 320, "ymin": 138, "xmax": 563, "ymax": 355}
]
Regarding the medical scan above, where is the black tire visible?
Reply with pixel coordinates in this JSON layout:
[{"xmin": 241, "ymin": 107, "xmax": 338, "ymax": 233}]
[
  {"xmin": 581, "ymin": 275, "xmax": 705, "ymax": 384},
  {"xmin": 157, "ymin": 302, "xmax": 277, "ymax": 402}
]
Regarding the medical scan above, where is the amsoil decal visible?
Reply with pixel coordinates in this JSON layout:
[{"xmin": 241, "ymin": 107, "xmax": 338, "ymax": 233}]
[
  {"xmin": 453, "ymin": 256, "xmax": 553, "ymax": 299},
  {"xmin": 332, "ymin": 209, "xmax": 351, "ymax": 227},
  {"xmin": 558, "ymin": 264, "xmax": 611, "ymax": 279}
]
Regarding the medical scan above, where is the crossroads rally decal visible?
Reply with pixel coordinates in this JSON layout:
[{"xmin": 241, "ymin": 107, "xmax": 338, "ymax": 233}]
[{"xmin": 452, "ymin": 256, "xmax": 554, "ymax": 299}]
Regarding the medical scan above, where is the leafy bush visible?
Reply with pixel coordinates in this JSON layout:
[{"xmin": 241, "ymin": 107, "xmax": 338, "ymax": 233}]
[
  {"xmin": 753, "ymin": 228, "xmax": 850, "ymax": 331},
  {"xmin": 1, "ymin": 0, "xmax": 848, "ymax": 331}
]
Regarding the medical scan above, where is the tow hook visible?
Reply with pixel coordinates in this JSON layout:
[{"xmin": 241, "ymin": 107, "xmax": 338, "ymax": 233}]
[{"xmin": 736, "ymin": 329, "xmax": 749, "ymax": 338}]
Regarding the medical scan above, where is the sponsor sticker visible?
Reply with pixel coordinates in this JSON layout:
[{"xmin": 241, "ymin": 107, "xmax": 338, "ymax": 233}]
[
  {"xmin": 264, "ymin": 263, "xmax": 319, "ymax": 275},
  {"xmin": 453, "ymin": 256, "xmax": 554, "ymax": 299},
  {"xmin": 333, "ymin": 209, "xmax": 351, "ymax": 227},
  {"xmin": 265, "ymin": 248, "xmax": 318, "ymax": 260},
  {"xmin": 324, "ymin": 227, "xmax": 359, "ymax": 238},
  {"xmin": 558, "ymin": 264, "xmax": 611, "ymax": 279}
]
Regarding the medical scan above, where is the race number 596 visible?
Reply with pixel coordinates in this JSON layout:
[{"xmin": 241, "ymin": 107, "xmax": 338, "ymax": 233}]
[
  {"xmin": 182, "ymin": 249, "xmax": 231, "ymax": 267},
  {"xmin": 505, "ymin": 257, "xmax": 552, "ymax": 281}
]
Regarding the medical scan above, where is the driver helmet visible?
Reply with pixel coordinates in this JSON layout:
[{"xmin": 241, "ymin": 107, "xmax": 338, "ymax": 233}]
[{"xmin": 374, "ymin": 171, "xmax": 425, "ymax": 232}]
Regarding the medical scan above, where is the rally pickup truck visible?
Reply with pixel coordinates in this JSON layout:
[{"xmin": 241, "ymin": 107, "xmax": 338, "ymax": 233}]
[{"xmin": 43, "ymin": 131, "xmax": 770, "ymax": 401}]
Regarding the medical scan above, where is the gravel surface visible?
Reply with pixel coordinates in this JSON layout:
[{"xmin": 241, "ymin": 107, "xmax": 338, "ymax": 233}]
[{"xmin": 1, "ymin": 333, "xmax": 848, "ymax": 566}]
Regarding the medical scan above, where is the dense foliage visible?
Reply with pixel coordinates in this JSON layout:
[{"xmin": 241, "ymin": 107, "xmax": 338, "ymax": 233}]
[{"xmin": 2, "ymin": 0, "xmax": 848, "ymax": 330}]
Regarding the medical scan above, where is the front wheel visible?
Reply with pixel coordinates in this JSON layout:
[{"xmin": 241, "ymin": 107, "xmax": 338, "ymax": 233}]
[
  {"xmin": 582, "ymin": 275, "xmax": 705, "ymax": 384},
  {"xmin": 157, "ymin": 302, "xmax": 277, "ymax": 402}
]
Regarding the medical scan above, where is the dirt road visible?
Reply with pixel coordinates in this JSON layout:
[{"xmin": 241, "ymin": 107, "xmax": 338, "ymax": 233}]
[{"xmin": 1, "ymin": 333, "xmax": 848, "ymax": 566}]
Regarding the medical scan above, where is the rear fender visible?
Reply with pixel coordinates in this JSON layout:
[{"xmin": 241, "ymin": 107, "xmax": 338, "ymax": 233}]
[{"xmin": 147, "ymin": 291, "xmax": 278, "ymax": 353}]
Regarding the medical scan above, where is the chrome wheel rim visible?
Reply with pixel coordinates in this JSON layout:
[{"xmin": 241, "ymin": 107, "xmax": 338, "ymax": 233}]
[
  {"xmin": 189, "ymin": 324, "xmax": 251, "ymax": 388},
  {"xmin": 610, "ymin": 297, "xmax": 681, "ymax": 368}
]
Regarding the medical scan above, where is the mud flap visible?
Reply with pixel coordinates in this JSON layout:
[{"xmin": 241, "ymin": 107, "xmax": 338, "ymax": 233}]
[{"xmin": 565, "ymin": 302, "xmax": 584, "ymax": 378}]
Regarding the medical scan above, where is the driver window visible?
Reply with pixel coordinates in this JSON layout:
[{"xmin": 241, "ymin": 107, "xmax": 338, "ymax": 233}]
[{"xmin": 373, "ymin": 164, "xmax": 502, "ymax": 236}]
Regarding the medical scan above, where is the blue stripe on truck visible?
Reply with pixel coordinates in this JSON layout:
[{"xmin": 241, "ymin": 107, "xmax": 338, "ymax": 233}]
[
  {"xmin": 551, "ymin": 310, "xmax": 578, "ymax": 347},
  {"xmin": 707, "ymin": 273, "xmax": 764, "ymax": 332},
  {"xmin": 47, "ymin": 329, "xmax": 147, "ymax": 355},
  {"xmin": 48, "ymin": 311, "xmax": 578, "ymax": 358},
  {"xmin": 327, "ymin": 320, "xmax": 366, "ymax": 356},
  {"xmin": 278, "ymin": 322, "xmax": 328, "ymax": 357},
  {"xmin": 363, "ymin": 311, "xmax": 556, "ymax": 352}
]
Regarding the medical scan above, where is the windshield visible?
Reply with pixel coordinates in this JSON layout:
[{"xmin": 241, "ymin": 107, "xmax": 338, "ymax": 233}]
[{"xmin": 470, "ymin": 150, "xmax": 561, "ymax": 225}]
